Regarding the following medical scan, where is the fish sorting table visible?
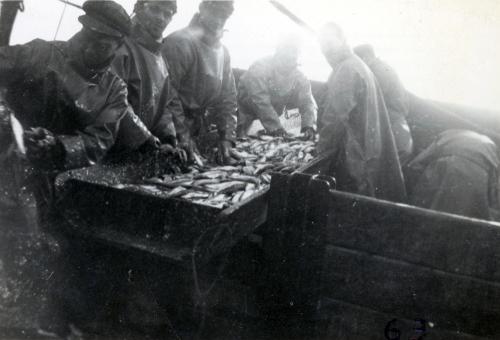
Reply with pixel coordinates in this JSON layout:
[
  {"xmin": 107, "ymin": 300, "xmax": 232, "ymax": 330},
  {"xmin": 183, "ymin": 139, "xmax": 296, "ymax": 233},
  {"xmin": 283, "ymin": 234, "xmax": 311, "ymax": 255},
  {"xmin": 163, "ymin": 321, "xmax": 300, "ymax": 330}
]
[{"xmin": 55, "ymin": 136, "xmax": 317, "ymax": 266}]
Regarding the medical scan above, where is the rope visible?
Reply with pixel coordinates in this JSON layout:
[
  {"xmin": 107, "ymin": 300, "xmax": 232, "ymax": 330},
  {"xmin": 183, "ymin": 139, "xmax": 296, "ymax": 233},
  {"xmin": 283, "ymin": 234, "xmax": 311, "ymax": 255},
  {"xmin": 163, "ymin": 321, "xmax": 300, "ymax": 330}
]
[{"xmin": 53, "ymin": 2, "xmax": 67, "ymax": 41}]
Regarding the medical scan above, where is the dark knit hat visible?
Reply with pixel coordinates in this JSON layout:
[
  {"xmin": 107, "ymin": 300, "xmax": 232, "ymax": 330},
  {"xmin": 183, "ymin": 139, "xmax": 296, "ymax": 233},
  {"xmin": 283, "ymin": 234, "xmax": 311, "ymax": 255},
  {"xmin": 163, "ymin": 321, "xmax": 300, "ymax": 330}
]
[
  {"xmin": 200, "ymin": 0, "xmax": 234, "ymax": 17},
  {"xmin": 78, "ymin": 0, "xmax": 132, "ymax": 38},
  {"xmin": 136, "ymin": 0, "xmax": 177, "ymax": 14}
]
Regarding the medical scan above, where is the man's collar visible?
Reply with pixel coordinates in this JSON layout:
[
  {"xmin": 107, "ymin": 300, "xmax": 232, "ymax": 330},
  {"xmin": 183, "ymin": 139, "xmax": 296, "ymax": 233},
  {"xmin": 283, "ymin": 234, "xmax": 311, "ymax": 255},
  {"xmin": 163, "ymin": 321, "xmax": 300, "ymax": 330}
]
[{"xmin": 131, "ymin": 20, "xmax": 163, "ymax": 54}]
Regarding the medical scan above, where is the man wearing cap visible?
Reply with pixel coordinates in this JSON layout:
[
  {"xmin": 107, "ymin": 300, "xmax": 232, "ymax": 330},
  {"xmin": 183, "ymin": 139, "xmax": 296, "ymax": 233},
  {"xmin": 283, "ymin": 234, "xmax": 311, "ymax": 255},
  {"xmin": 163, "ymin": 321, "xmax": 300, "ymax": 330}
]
[
  {"xmin": 0, "ymin": 1, "xmax": 156, "ymax": 336},
  {"xmin": 317, "ymin": 23, "xmax": 407, "ymax": 202},
  {"xmin": 0, "ymin": 0, "xmax": 158, "ymax": 180},
  {"xmin": 237, "ymin": 34, "xmax": 317, "ymax": 139},
  {"xmin": 162, "ymin": 0, "xmax": 240, "ymax": 165},
  {"xmin": 354, "ymin": 44, "xmax": 414, "ymax": 165},
  {"xmin": 112, "ymin": 0, "xmax": 185, "ymax": 158}
]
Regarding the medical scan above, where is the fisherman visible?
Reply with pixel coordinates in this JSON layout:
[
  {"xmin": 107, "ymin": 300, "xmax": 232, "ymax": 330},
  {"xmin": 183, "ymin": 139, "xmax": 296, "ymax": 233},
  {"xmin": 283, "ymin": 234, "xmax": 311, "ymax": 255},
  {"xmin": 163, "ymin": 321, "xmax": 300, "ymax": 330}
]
[
  {"xmin": 0, "ymin": 1, "xmax": 155, "ymax": 336},
  {"xmin": 162, "ymin": 0, "xmax": 240, "ymax": 165},
  {"xmin": 236, "ymin": 34, "xmax": 317, "ymax": 140},
  {"xmin": 354, "ymin": 44, "xmax": 414, "ymax": 165},
  {"xmin": 0, "ymin": 0, "xmax": 162, "ymax": 222},
  {"xmin": 317, "ymin": 23, "xmax": 407, "ymax": 202},
  {"xmin": 112, "ymin": 0, "xmax": 186, "ymax": 159},
  {"xmin": 409, "ymin": 129, "xmax": 500, "ymax": 220}
]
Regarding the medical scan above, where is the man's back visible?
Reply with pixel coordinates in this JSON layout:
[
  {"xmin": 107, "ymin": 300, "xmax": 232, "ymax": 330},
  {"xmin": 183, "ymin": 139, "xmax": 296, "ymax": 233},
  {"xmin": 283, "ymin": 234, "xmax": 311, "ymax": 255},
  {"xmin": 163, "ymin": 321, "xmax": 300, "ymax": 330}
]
[
  {"xmin": 409, "ymin": 129, "xmax": 499, "ymax": 220},
  {"xmin": 355, "ymin": 50, "xmax": 413, "ymax": 164},
  {"xmin": 319, "ymin": 52, "xmax": 406, "ymax": 202}
]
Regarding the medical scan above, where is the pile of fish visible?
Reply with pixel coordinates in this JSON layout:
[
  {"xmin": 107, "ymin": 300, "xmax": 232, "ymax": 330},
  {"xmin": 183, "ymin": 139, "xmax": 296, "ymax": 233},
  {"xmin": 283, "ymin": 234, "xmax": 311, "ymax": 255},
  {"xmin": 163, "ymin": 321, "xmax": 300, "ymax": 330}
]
[{"xmin": 137, "ymin": 136, "xmax": 316, "ymax": 209}]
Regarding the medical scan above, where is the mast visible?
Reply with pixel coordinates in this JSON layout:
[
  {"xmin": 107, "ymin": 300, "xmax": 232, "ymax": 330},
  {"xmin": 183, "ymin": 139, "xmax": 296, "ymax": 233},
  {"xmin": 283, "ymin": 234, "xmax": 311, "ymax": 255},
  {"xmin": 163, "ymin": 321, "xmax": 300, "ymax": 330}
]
[{"xmin": 0, "ymin": 0, "xmax": 24, "ymax": 47}]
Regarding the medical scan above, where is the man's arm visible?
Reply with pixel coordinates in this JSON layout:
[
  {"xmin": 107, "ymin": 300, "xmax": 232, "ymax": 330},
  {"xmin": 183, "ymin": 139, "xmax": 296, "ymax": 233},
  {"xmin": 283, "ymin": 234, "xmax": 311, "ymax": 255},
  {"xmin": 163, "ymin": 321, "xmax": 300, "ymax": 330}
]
[
  {"xmin": 162, "ymin": 35, "xmax": 192, "ymax": 142},
  {"xmin": 57, "ymin": 79, "xmax": 135, "ymax": 169},
  {"xmin": 152, "ymin": 77, "xmax": 182, "ymax": 145},
  {"xmin": 295, "ymin": 73, "xmax": 318, "ymax": 131},
  {"xmin": 111, "ymin": 47, "xmax": 156, "ymax": 149},
  {"xmin": 213, "ymin": 48, "xmax": 237, "ymax": 142},
  {"xmin": 240, "ymin": 63, "xmax": 283, "ymax": 133},
  {"xmin": 0, "ymin": 39, "xmax": 47, "ymax": 86}
]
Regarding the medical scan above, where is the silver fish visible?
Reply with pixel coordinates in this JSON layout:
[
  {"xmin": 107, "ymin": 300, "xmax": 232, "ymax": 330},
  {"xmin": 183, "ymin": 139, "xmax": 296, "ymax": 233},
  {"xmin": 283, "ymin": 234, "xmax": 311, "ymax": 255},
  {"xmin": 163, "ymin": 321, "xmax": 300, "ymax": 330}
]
[
  {"xmin": 229, "ymin": 173, "xmax": 260, "ymax": 185},
  {"xmin": 182, "ymin": 191, "xmax": 211, "ymax": 200}
]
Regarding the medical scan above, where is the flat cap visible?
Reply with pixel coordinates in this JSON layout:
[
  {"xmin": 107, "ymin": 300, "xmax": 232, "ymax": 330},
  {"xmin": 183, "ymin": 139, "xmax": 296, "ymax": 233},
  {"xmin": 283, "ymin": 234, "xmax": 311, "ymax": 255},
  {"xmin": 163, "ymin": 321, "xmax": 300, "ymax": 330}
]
[{"xmin": 79, "ymin": 0, "xmax": 132, "ymax": 39}]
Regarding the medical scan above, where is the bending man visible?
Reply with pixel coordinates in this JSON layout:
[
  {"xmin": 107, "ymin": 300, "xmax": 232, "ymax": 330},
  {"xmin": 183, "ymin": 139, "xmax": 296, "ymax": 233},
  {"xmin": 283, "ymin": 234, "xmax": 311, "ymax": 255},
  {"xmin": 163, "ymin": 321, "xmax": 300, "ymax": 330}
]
[{"xmin": 237, "ymin": 35, "xmax": 317, "ymax": 140}]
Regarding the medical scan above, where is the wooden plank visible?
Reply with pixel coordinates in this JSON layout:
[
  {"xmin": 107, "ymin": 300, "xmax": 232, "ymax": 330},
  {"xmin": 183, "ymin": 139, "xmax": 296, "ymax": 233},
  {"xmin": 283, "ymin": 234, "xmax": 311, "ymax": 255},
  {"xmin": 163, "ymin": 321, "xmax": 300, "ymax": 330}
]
[
  {"xmin": 325, "ymin": 190, "xmax": 500, "ymax": 282},
  {"xmin": 316, "ymin": 245, "xmax": 500, "ymax": 338},
  {"xmin": 315, "ymin": 297, "xmax": 490, "ymax": 340}
]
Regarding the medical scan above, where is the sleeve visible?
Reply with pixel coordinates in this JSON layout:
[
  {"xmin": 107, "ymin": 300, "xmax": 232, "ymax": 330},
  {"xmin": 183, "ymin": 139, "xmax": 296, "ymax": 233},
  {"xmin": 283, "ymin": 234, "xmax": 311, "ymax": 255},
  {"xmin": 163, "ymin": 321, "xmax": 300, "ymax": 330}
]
[
  {"xmin": 0, "ymin": 39, "xmax": 46, "ymax": 86},
  {"xmin": 212, "ymin": 48, "xmax": 237, "ymax": 142},
  {"xmin": 241, "ymin": 64, "xmax": 283, "ymax": 132},
  {"xmin": 295, "ymin": 73, "xmax": 318, "ymax": 131},
  {"xmin": 162, "ymin": 35, "xmax": 191, "ymax": 142},
  {"xmin": 111, "ymin": 49, "xmax": 155, "ymax": 149},
  {"xmin": 318, "ymin": 64, "xmax": 362, "ymax": 154},
  {"xmin": 151, "ymin": 77, "xmax": 182, "ymax": 143},
  {"xmin": 162, "ymin": 35, "xmax": 191, "ymax": 96},
  {"xmin": 57, "ymin": 79, "xmax": 134, "ymax": 169}
]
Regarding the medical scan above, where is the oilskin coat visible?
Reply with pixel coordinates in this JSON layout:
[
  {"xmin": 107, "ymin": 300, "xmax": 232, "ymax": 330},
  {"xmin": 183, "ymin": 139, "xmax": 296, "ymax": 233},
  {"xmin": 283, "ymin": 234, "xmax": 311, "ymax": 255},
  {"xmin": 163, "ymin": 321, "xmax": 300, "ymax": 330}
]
[
  {"xmin": 0, "ymin": 38, "xmax": 136, "ymax": 225},
  {"xmin": 0, "ymin": 39, "xmax": 131, "ymax": 169},
  {"xmin": 237, "ymin": 56, "xmax": 317, "ymax": 134},
  {"xmin": 162, "ymin": 14, "xmax": 237, "ymax": 143},
  {"xmin": 318, "ymin": 49, "xmax": 407, "ymax": 202},
  {"xmin": 409, "ymin": 129, "xmax": 500, "ymax": 220},
  {"xmin": 112, "ymin": 23, "xmax": 182, "ymax": 148},
  {"xmin": 365, "ymin": 57, "xmax": 413, "ymax": 164}
]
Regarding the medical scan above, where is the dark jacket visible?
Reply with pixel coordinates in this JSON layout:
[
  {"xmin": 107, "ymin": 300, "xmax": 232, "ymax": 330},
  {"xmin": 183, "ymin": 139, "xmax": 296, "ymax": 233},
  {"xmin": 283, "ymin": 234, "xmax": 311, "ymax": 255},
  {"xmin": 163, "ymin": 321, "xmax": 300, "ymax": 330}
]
[
  {"xmin": 0, "ymin": 39, "xmax": 131, "ymax": 169},
  {"xmin": 409, "ymin": 129, "xmax": 500, "ymax": 220},
  {"xmin": 112, "ymin": 23, "xmax": 183, "ymax": 148},
  {"xmin": 162, "ymin": 14, "xmax": 237, "ymax": 142},
  {"xmin": 237, "ymin": 56, "xmax": 316, "ymax": 133},
  {"xmin": 318, "ymin": 49, "xmax": 407, "ymax": 202}
]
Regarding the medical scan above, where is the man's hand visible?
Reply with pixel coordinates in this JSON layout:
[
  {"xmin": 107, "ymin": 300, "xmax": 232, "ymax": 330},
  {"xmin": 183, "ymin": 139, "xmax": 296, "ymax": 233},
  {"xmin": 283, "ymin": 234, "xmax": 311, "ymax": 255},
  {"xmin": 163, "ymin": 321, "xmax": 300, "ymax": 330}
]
[
  {"xmin": 266, "ymin": 128, "xmax": 292, "ymax": 138},
  {"xmin": 216, "ymin": 140, "xmax": 241, "ymax": 165},
  {"xmin": 146, "ymin": 135, "xmax": 161, "ymax": 149},
  {"xmin": 161, "ymin": 135, "xmax": 178, "ymax": 148},
  {"xmin": 178, "ymin": 136, "xmax": 204, "ymax": 166},
  {"xmin": 139, "ymin": 135, "xmax": 161, "ymax": 153},
  {"xmin": 24, "ymin": 127, "xmax": 63, "ymax": 169},
  {"xmin": 158, "ymin": 143, "xmax": 188, "ymax": 164},
  {"xmin": 302, "ymin": 127, "xmax": 316, "ymax": 141}
]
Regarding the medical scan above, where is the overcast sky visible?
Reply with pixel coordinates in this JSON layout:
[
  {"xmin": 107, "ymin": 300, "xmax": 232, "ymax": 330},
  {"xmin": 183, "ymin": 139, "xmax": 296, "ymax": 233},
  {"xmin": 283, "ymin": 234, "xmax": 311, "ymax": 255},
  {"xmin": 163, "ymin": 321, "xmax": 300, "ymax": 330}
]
[{"xmin": 9, "ymin": 0, "xmax": 500, "ymax": 112}]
